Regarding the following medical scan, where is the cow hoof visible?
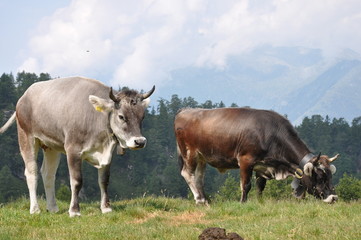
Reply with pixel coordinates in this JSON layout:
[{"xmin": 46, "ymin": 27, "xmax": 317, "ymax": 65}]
[
  {"xmin": 196, "ymin": 199, "xmax": 208, "ymax": 205},
  {"xmin": 101, "ymin": 207, "xmax": 112, "ymax": 214},
  {"xmin": 30, "ymin": 205, "xmax": 41, "ymax": 214},
  {"xmin": 69, "ymin": 211, "xmax": 81, "ymax": 217},
  {"xmin": 47, "ymin": 206, "xmax": 59, "ymax": 213}
]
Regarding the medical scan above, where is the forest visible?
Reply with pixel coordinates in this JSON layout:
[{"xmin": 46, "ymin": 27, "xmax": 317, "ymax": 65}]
[{"xmin": 0, "ymin": 72, "xmax": 360, "ymax": 203}]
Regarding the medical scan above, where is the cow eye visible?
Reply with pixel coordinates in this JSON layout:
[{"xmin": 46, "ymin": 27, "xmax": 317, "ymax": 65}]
[{"xmin": 119, "ymin": 115, "xmax": 126, "ymax": 121}]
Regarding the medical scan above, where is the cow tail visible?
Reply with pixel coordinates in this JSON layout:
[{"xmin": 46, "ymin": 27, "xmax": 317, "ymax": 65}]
[
  {"xmin": 0, "ymin": 112, "xmax": 16, "ymax": 134},
  {"xmin": 176, "ymin": 143, "xmax": 184, "ymax": 172}
]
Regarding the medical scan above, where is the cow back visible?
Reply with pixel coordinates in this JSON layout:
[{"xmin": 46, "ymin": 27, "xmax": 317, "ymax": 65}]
[
  {"xmin": 175, "ymin": 108, "xmax": 308, "ymax": 167},
  {"xmin": 16, "ymin": 77, "xmax": 110, "ymax": 150}
]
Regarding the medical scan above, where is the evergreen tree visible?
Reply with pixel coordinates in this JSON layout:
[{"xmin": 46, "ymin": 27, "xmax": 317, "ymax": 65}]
[
  {"xmin": 0, "ymin": 73, "xmax": 16, "ymax": 109},
  {"xmin": 16, "ymin": 71, "xmax": 51, "ymax": 97},
  {"xmin": 201, "ymin": 100, "xmax": 214, "ymax": 109},
  {"xmin": 0, "ymin": 166, "xmax": 26, "ymax": 203},
  {"xmin": 168, "ymin": 94, "xmax": 183, "ymax": 116},
  {"xmin": 182, "ymin": 97, "xmax": 198, "ymax": 108},
  {"xmin": 214, "ymin": 173, "xmax": 241, "ymax": 202},
  {"xmin": 0, "ymin": 70, "xmax": 360, "ymax": 202},
  {"xmin": 336, "ymin": 173, "xmax": 361, "ymax": 201}
]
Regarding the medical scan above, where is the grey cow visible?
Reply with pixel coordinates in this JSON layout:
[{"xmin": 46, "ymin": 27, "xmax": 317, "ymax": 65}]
[{"xmin": 0, "ymin": 77, "xmax": 155, "ymax": 217}]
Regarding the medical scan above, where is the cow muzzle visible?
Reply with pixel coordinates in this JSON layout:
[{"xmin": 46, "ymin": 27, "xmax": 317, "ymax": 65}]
[
  {"xmin": 126, "ymin": 137, "xmax": 147, "ymax": 149},
  {"xmin": 323, "ymin": 194, "xmax": 338, "ymax": 204}
]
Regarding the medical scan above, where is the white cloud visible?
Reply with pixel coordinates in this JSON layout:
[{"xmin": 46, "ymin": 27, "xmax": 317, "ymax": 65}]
[
  {"xmin": 196, "ymin": 0, "xmax": 361, "ymax": 67},
  {"xmin": 19, "ymin": 0, "xmax": 361, "ymax": 89},
  {"xmin": 19, "ymin": 57, "xmax": 39, "ymax": 73}
]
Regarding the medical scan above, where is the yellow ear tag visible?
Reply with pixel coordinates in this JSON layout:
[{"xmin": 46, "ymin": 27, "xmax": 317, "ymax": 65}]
[
  {"xmin": 295, "ymin": 168, "xmax": 303, "ymax": 179},
  {"xmin": 95, "ymin": 106, "xmax": 103, "ymax": 112}
]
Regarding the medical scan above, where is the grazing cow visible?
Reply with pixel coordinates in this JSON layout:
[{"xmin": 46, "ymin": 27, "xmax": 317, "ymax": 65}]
[
  {"xmin": 0, "ymin": 77, "xmax": 155, "ymax": 216},
  {"xmin": 174, "ymin": 108, "xmax": 339, "ymax": 204}
]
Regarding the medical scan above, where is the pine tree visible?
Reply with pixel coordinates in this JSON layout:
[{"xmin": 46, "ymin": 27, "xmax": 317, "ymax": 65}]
[
  {"xmin": 0, "ymin": 166, "xmax": 26, "ymax": 203},
  {"xmin": 0, "ymin": 73, "xmax": 16, "ymax": 109}
]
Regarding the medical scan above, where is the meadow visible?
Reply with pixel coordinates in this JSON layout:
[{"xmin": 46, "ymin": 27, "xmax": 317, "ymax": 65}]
[{"xmin": 0, "ymin": 197, "xmax": 360, "ymax": 240}]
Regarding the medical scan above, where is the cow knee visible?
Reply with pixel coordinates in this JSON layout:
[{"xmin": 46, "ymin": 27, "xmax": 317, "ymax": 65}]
[
  {"xmin": 181, "ymin": 168, "xmax": 193, "ymax": 183},
  {"xmin": 72, "ymin": 178, "xmax": 83, "ymax": 192},
  {"xmin": 41, "ymin": 172, "xmax": 56, "ymax": 187}
]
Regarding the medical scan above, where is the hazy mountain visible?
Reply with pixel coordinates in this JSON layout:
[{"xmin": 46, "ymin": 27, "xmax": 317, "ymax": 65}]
[
  {"xmin": 284, "ymin": 59, "xmax": 361, "ymax": 124},
  {"xmin": 156, "ymin": 46, "xmax": 361, "ymax": 125}
]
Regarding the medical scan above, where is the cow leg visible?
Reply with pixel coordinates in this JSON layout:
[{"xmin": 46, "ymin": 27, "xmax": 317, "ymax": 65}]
[
  {"xmin": 256, "ymin": 175, "xmax": 267, "ymax": 198},
  {"xmin": 66, "ymin": 151, "xmax": 83, "ymax": 217},
  {"xmin": 180, "ymin": 154, "xmax": 207, "ymax": 205},
  {"xmin": 98, "ymin": 165, "xmax": 112, "ymax": 213},
  {"xmin": 17, "ymin": 126, "xmax": 40, "ymax": 214},
  {"xmin": 194, "ymin": 160, "xmax": 207, "ymax": 204},
  {"xmin": 238, "ymin": 155, "xmax": 254, "ymax": 202},
  {"xmin": 40, "ymin": 148, "xmax": 61, "ymax": 213},
  {"xmin": 240, "ymin": 168, "xmax": 253, "ymax": 202}
]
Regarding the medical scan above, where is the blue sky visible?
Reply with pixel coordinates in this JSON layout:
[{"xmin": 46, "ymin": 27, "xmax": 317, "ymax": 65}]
[
  {"xmin": 0, "ymin": 0, "xmax": 70, "ymax": 76},
  {"xmin": 1, "ymin": 0, "xmax": 361, "ymax": 91}
]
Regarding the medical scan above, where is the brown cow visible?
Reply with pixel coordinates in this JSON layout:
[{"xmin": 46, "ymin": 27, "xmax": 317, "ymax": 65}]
[{"xmin": 174, "ymin": 108, "xmax": 339, "ymax": 204}]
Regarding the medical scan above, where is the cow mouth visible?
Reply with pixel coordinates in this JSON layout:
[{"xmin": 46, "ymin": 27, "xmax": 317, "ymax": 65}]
[
  {"xmin": 115, "ymin": 136, "xmax": 147, "ymax": 150},
  {"xmin": 129, "ymin": 147, "xmax": 143, "ymax": 150},
  {"xmin": 323, "ymin": 194, "xmax": 338, "ymax": 204},
  {"xmin": 128, "ymin": 143, "xmax": 146, "ymax": 150}
]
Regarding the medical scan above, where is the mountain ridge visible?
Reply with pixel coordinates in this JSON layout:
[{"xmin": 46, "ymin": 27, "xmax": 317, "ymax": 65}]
[{"xmin": 155, "ymin": 46, "xmax": 361, "ymax": 125}]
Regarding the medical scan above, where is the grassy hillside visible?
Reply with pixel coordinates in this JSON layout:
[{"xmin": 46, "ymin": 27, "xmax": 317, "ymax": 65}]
[{"xmin": 0, "ymin": 197, "xmax": 360, "ymax": 240}]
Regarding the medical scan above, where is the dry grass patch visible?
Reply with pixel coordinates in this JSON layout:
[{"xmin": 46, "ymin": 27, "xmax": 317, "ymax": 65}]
[
  {"xmin": 129, "ymin": 209, "xmax": 209, "ymax": 226},
  {"xmin": 169, "ymin": 210, "xmax": 210, "ymax": 226},
  {"xmin": 130, "ymin": 211, "xmax": 160, "ymax": 224}
]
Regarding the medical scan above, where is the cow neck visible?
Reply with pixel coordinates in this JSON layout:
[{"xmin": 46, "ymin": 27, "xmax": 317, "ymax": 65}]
[
  {"xmin": 107, "ymin": 111, "xmax": 118, "ymax": 144},
  {"xmin": 299, "ymin": 153, "xmax": 314, "ymax": 168},
  {"xmin": 291, "ymin": 153, "xmax": 315, "ymax": 195},
  {"xmin": 291, "ymin": 153, "xmax": 314, "ymax": 193}
]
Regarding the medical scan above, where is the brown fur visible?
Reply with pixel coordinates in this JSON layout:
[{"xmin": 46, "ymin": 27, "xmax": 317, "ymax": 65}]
[{"xmin": 175, "ymin": 107, "xmax": 338, "ymax": 203}]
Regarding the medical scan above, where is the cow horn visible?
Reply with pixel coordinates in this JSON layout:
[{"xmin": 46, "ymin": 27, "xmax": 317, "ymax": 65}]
[
  {"xmin": 329, "ymin": 154, "xmax": 339, "ymax": 163},
  {"xmin": 141, "ymin": 85, "xmax": 155, "ymax": 100},
  {"xmin": 313, "ymin": 152, "xmax": 321, "ymax": 163},
  {"xmin": 109, "ymin": 87, "xmax": 119, "ymax": 103}
]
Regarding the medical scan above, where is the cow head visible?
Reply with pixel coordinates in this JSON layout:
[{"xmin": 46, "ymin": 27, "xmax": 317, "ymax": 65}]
[
  {"xmin": 89, "ymin": 86, "xmax": 155, "ymax": 149},
  {"xmin": 302, "ymin": 153, "xmax": 339, "ymax": 203}
]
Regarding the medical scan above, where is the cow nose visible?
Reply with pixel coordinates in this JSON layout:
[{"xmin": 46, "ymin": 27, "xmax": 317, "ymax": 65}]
[
  {"xmin": 323, "ymin": 194, "xmax": 338, "ymax": 203},
  {"xmin": 134, "ymin": 137, "xmax": 147, "ymax": 148}
]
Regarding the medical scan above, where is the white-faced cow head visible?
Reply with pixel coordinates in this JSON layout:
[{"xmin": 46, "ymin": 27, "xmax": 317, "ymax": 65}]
[
  {"xmin": 89, "ymin": 86, "xmax": 155, "ymax": 149},
  {"xmin": 302, "ymin": 153, "xmax": 339, "ymax": 203}
]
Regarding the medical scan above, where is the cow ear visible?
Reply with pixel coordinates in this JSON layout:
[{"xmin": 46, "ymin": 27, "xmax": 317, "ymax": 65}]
[
  {"xmin": 142, "ymin": 97, "xmax": 151, "ymax": 108},
  {"xmin": 330, "ymin": 164, "xmax": 336, "ymax": 175},
  {"xmin": 89, "ymin": 95, "xmax": 113, "ymax": 112},
  {"xmin": 303, "ymin": 162, "xmax": 314, "ymax": 176}
]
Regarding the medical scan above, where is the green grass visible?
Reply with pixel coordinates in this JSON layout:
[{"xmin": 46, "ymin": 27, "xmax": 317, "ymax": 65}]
[{"xmin": 0, "ymin": 197, "xmax": 360, "ymax": 240}]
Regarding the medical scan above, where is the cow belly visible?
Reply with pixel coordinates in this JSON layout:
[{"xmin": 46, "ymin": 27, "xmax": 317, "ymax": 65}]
[
  {"xmin": 37, "ymin": 137, "xmax": 65, "ymax": 153},
  {"xmin": 205, "ymin": 155, "xmax": 239, "ymax": 170},
  {"xmin": 254, "ymin": 164, "xmax": 291, "ymax": 180}
]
